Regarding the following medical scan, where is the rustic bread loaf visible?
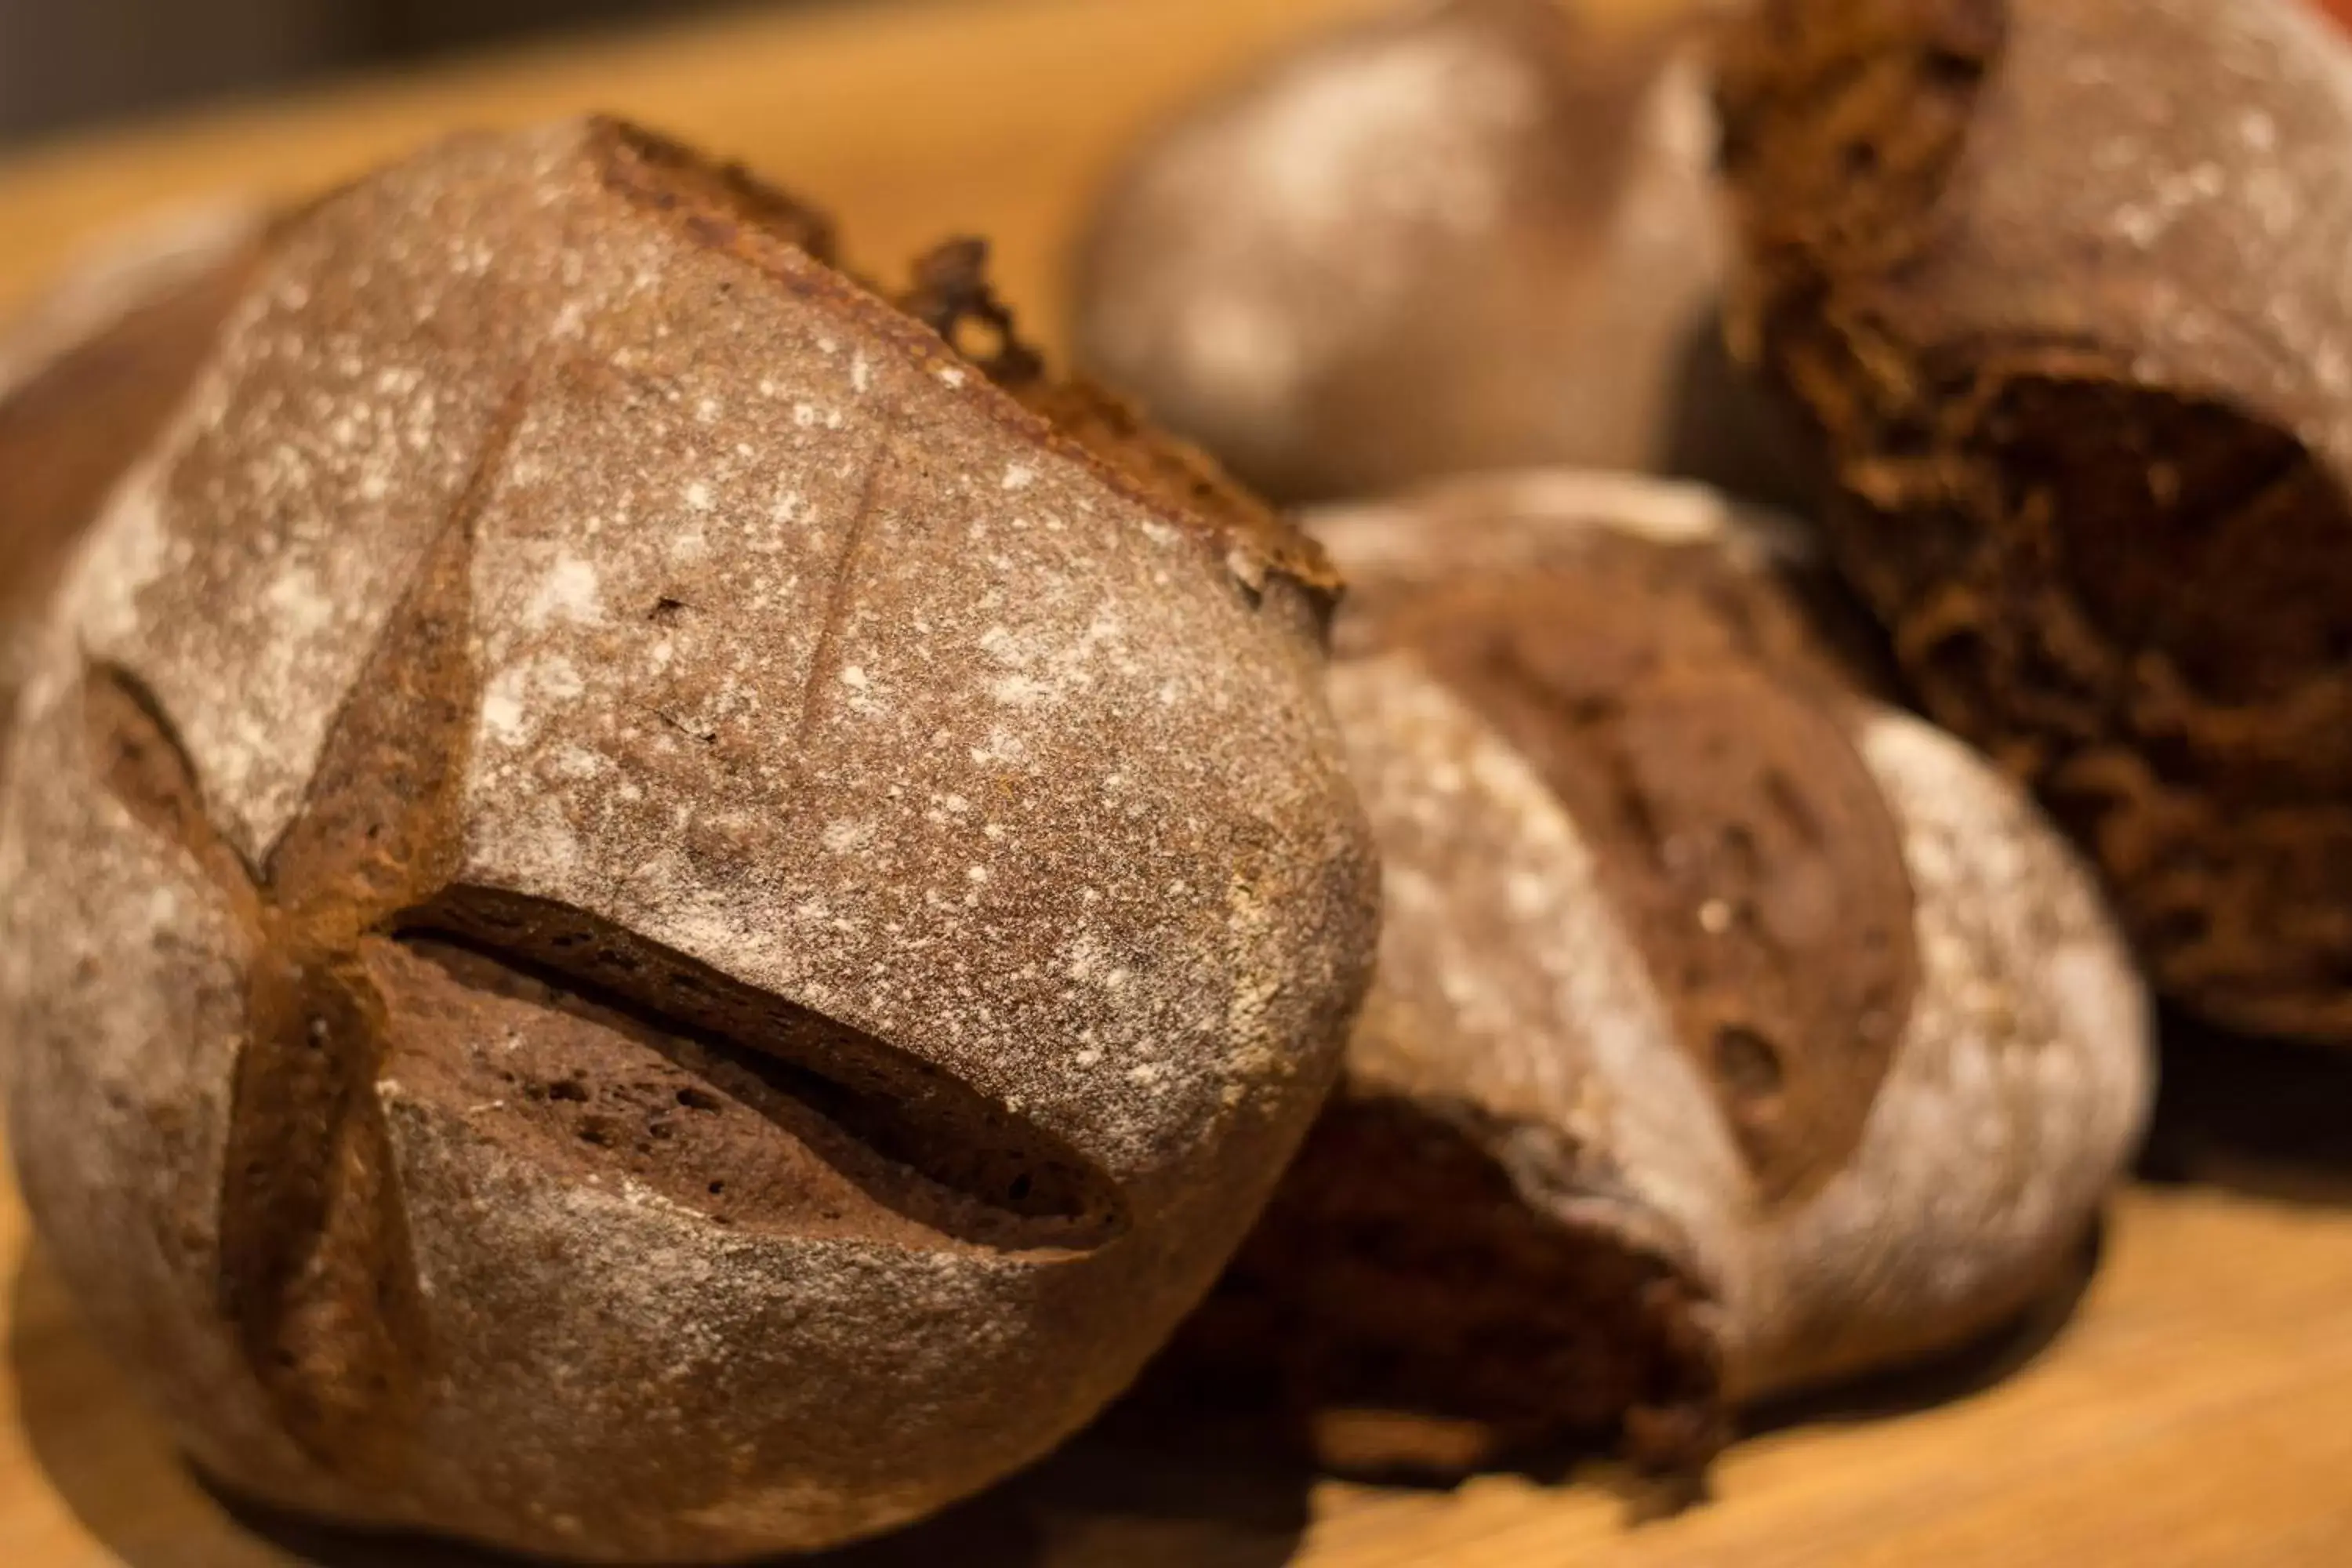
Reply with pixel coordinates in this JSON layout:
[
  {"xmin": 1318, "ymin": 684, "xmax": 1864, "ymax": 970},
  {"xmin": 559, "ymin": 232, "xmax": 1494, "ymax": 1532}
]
[
  {"xmin": 0, "ymin": 119, "xmax": 1380, "ymax": 1563},
  {"xmin": 0, "ymin": 202, "xmax": 267, "ymax": 779},
  {"xmin": 1718, "ymin": 0, "xmax": 2352, "ymax": 1041},
  {"xmin": 1071, "ymin": 0, "xmax": 1799, "ymax": 507},
  {"xmin": 1175, "ymin": 470, "xmax": 2151, "ymax": 1474}
]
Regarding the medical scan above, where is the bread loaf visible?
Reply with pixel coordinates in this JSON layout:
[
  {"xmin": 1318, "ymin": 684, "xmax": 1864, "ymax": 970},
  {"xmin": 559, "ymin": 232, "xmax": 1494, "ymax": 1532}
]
[
  {"xmin": 1719, "ymin": 0, "xmax": 2352, "ymax": 1040},
  {"xmin": 1072, "ymin": 0, "xmax": 1799, "ymax": 506},
  {"xmin": 1175, "ymin": 470, "xmax": 2151, "ymax": 1473},
  {"xmin": 0, "ymin": 119, "xmax": 1380, "ymax": 1563}
]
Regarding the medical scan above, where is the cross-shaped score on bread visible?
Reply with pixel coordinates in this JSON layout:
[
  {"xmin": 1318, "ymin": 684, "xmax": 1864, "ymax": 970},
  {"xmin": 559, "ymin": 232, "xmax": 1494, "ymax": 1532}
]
[
  {"xmin": 0, "ymin": 115, "xmax": 1383, "ymax": 1560},
  {"xmin": 78, "ymin": 387, "xmax": 1124, "ymax": 1480}
]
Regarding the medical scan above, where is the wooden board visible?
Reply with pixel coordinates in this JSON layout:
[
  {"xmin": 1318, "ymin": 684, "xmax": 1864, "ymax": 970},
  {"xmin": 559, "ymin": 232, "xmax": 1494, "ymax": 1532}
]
[
  {"xmin": 2, "ymin": 1, "xmax": 2351, "ymax": 1563},
  {"xmin": 9, "ymin": 1129, "xmax": 2352, "ymax": 1568}
]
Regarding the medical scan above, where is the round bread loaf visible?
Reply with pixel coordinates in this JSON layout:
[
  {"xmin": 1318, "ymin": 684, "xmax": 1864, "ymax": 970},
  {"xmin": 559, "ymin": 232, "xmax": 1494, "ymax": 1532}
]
[
  {"xmin": 0, "ymin": 119, "xmax": 1380, "ymax": 1563},
  {"xmin": 0, "ymin": 202, "xmax": 267, "ymax": 779},
  {"xmin": 1071, "ymin": 0, "xmax": 1798, "ymax": 506},
  {"xmin": 1177, "ymin": 470, "xmax": 2152, "ymax": 1474},
  {"xmin": 1717, "ymin": 0, "xmax": 2352, "ymax": 1041}
]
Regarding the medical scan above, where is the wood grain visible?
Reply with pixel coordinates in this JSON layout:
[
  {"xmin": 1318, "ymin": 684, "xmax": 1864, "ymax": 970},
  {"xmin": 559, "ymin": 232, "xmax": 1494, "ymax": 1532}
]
[{"xmin": 2, "ymin": 1, "xmax": 2351, "ymax": 1564}]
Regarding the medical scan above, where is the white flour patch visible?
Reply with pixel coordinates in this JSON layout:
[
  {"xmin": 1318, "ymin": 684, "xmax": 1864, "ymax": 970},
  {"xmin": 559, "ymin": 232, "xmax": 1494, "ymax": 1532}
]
[{"xmin": 524, "ymin": 555, "xmax": 605, "ymax": 630}]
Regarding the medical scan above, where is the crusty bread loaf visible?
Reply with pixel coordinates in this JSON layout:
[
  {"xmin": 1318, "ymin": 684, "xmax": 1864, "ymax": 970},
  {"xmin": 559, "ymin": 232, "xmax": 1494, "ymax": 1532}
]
[
  {"xmin": 1718, "ymin": 0, "xmax": 2352, "ymax": 1041},
  {"xmin": 1072, "ymin": 0, "xmax": 1801, "ymax": 506},
  {"xmin": 1174, "ymin": 470, "xmax": 2151, "ymax": 1473},
  {"xmin": 0, "ymin": 119, "xmax": 1380, "ymax": 1563}
]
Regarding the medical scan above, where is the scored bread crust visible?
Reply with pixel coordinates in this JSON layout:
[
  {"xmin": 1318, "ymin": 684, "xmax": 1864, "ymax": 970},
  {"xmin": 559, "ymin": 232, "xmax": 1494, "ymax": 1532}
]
[
  {"xmin": 0, "ymin": 119, "xmax": 1379, "ymax": 1563},
  {"xmin": 1198, "ymin": 470, "xmax": 2151, "ymax": 1467},
  {"xmin": 1719, "ymin": 0, "xmax": 2352, "ymax": 1041}
]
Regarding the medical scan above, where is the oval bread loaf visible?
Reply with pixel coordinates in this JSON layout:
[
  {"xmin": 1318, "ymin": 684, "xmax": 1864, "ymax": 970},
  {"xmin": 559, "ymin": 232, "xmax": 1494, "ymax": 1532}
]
[
  {"xmin": 1176, "ymin": 470, "xmax": 2153, "ymax": 1473},
  {"xmin": 0, "ymin": 119, "xmax": 1380, "ymax": 1563},
  {"xmin": 1072, "ymin": 0, "xmax": 1798, "ymax": 506}
]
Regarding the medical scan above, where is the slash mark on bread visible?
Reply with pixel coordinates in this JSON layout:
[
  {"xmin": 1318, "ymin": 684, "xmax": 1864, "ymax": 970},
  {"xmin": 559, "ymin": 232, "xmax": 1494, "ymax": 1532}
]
[{"xmin": 82, "ymin": 371, "xmax": 1122, "ymax": 1479}]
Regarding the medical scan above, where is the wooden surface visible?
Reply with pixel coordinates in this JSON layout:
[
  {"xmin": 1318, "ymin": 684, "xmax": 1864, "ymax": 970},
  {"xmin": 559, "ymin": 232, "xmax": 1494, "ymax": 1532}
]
[
  {"xmin": 8, "ymin": 1123, "xmax": 2352, "ymax": 1568},
  {"xmin": 2, "ymin": 1, "xmax": 2350, "ymax": 1564},
  {"xmin": 0, "ymin": 0, "xmax": 1404, "ymax": 353}
]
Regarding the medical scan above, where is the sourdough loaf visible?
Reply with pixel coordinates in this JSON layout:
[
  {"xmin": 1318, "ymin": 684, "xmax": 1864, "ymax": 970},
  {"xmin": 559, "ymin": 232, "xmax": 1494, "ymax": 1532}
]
[
  {"xmin": 0, "ymin": 120, "xmax": 1380, "ymax": 1563},
  {"xmin": 1177, "ymin": 470, "xmax": 2151, "ymax": 1472},
  {"xmin": 1073, "ymin": 0, "xmax": 1798, "ymax": 506}
]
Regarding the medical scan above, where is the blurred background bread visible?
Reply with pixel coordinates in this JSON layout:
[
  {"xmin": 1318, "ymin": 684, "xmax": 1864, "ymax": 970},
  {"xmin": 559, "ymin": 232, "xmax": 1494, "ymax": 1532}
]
[{"xmin": 1072, "ymin": 0, "xmax": 1805, "ymax": 508}]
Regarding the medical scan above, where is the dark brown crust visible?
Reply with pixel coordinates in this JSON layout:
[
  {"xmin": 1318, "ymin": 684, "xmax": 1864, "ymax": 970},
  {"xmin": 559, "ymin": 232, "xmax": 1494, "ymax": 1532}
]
[
  {"xmin": 895, "ymin": 236, "xmax": 1338, "ymax": 603},
  {"xmin": 398, "ymin": 885, "xmax": 1127, "ymax": 1248},
  {"xmin": 1349, "ymin": 540, "xmax": 1921, "ymax": 1206},
  {"xmin": 588, "ymin": 118, "xmax": 1338, "ymax": 605},
  {"xmin": 370, "ymin": 935, "xmax": 1119, "ymax": 1251},
  {"xmin": 1166, "ymin": 1090, "xmax": 1727, "ymax": 1475},
  {"xmin": 589, "ymin": 118, "xmax": 840, "ymax": 268},
  {"xmin": 1719, "ymin": 0, "xmax": 2352, "ymax": 1040},
  {"xmin": 85, "ymin": 652, "xmax": 430, "ymax": 1479}
]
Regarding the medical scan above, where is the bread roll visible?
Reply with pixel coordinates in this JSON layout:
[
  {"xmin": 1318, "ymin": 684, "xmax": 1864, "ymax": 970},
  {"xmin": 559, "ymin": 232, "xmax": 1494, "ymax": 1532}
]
[
  {"xmin": 1178, "ymin": 470, "xmax": 2151, "ymax": 1473},
  {"xmin": 1719, "ymin": 0, "xmax": 2352, "ymax": 1040},
  {"xmin": 0, "ymin": 119, "xmax": 1380, "ymax": 1563},
  {"xmin": 1072, "ymin": 0, "xmax": 1798, "ymax": 506}
]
